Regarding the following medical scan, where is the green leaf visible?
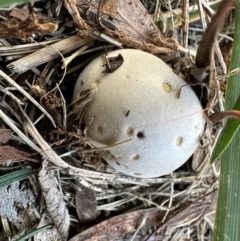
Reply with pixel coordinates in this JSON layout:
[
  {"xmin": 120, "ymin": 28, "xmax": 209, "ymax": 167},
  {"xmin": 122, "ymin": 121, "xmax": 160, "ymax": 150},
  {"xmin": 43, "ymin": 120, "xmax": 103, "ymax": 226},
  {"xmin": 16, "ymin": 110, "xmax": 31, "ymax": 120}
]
[
  {"xmin": 0, "ymin": 0, "xmax": 27, "ymax": 7},
  {"xmin": 213, "ymin": 1, "xmax": 240, "ymax": 241},
  {"xmin": 15, "ymin": 225, "xmax": 52, "ymax": 241},
  {"xmin": 210, "ymin": 95, "xmax": 240, "ymax": 164},
  {"xmin": 0, "ymin": 169, "xmax": 37, "ymax": 189}
]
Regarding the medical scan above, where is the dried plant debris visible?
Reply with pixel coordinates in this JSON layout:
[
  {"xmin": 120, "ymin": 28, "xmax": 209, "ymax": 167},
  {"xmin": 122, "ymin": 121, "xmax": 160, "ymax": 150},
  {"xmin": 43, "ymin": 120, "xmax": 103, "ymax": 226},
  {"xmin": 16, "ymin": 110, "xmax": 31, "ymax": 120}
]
[
  {"xmin": 68, "ymin": 207, "xmax": 165, "ymax": 241},
  {"xmin": 0, "ymin": 145, "xmax": 39, "ymax": 163},
  {"xmin": 0, "ymin": 0, "xmax": 233, "ymax": 240},
  {"xmin": 196, "ymin": 0, "xmax": 236, "ymax": 68},
  {"xmin": 0, "ymin": 11, "xmax": 57, "ymax": 39},
  {"xmin": 146, "ymin": 189, "xmax": 217, "ymax": 240},
  {"xmin": 69, "ymin": 188, "xmax": 217, "ymax": 241},
  {"xmin": 64, "ymin": 0, "xmax": 179, "ymax": 54},
  {"xmin": 7, "ymin": 35, "xmax": 94, "ymax": 74},
  {"xmin": 75, "ymin": 182, "xmax": 97, "ymax": 226},
  {"xmin": 0, "ymin": 181, "xmax": 38, "ymax": 239},
  {"xmin": 34, "ymin": 213, "xmax": 61, "ymax": 241},
  {"xmin": 102, "ymin": 53, "xmax": 124, "ymax": 73},
  {"xmin": 32, "ymin": 78, "xmax": 65, "ymax": 129},
  {"xmin": 0, "ymin": 129, "xmax": 11, "ymax": 144},
  {"xmin": 38, "ymin": 161, "xmax": 70, "ymax": 241}
]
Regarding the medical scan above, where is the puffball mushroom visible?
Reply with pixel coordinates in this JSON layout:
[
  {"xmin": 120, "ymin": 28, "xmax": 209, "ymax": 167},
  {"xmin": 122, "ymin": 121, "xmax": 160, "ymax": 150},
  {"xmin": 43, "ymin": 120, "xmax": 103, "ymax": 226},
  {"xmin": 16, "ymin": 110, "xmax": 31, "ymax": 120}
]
[{"xmin": 73, "ymin": 49, "xmax": 205, "ymax": 178}]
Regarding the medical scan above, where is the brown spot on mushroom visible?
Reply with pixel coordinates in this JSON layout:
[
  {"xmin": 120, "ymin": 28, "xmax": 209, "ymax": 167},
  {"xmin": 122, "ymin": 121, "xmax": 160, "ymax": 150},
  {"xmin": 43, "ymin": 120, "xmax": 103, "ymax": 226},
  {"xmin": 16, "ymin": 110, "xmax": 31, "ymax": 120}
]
[
  {"xmin": 162, "ymin": 83, "xmax": 172, "ymax": 92},
  {"xmin": 132, "ymin": 154, "xmax": 140, "ymax": 160},
  {"xmin": 175, "ymin": 137, "xmax": 183, "ymax": 146},
  {"xmin": 97, "ymin": 125, "xmax": 104, "ymax": 134},
  {"xmin": 137, "ymin": 131, "xmax": 145, "ymax": 139},
  {"xmin": 89, "ymin": 80, "xmax": 100, "ymax": 90},
  {"xmin": 125, "ymin": 110, "xmax": 130, "ymax": 117},
  {"xmin": 126, "ymin": 127, "xmax": 134, "ymax": 136}
]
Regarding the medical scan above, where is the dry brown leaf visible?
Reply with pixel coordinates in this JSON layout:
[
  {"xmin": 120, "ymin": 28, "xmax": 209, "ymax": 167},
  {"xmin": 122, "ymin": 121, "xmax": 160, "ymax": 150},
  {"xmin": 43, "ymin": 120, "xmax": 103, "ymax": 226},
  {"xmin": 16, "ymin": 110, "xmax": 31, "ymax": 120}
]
[
  {"xmin": 0, "ymin": 13, "xmax": 57, "ymax": 39},
  {"xmin": 68, "ymin": 207, "xmax": 165, "ymax": 241},
  {"xmin": 10, "ymin": 7, "xmax": 30, "ymax": 21},
  {"xmin": 0, "ymin": 145, "xmax": 39, "ymax": 163},
  {"xmin": 0, "ymin": 129, "xmax": 11, "ymax": 144},
  {"xmin": 64, "ymin": 0, "xmax": 178, "ymax": 55},
  {"xmin": 38, "ymin": 160, "xmax": 70, "ymax": 241},
  {"xmin": 76, "ymin": 182, "xmax": 97, "ymax": 226}
]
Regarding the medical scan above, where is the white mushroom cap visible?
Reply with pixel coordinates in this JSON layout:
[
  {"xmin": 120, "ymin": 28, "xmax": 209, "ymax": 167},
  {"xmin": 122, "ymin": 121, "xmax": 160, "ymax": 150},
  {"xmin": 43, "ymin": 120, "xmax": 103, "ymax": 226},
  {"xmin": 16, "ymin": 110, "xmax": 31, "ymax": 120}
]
[{"xmin": 73, "ymin": 49, "xmax": 205, "ymax": 178}]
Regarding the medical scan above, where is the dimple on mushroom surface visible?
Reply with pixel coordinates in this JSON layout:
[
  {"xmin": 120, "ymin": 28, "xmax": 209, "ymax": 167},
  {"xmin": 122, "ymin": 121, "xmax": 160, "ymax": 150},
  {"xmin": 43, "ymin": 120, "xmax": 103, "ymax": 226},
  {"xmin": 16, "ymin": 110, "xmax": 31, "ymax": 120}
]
[{"xmin": 73, "ymin": 49, "xmax": 205, "ymax": 178}]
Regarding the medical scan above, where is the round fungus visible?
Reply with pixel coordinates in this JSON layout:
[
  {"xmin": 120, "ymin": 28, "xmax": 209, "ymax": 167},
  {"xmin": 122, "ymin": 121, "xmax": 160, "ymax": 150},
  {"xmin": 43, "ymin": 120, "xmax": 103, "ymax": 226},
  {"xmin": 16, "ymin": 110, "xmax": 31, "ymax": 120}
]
[{"xmin": 73, "ymin": 49, "xmax": 205, "ymax": 178}]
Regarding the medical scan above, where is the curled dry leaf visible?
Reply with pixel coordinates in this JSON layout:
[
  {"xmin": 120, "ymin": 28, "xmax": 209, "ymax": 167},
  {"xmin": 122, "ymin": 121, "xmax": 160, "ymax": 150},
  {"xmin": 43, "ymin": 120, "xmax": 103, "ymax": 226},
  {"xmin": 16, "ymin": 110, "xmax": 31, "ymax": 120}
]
[
  {"xmin": 0, "ymin": 13, "xmax": 57, "ymax": 39},
  {"xmin": 64, "ymin": 0, "xmax": 178, "ymax": 55},
  {"xmin": 38, "ymin": 160, "xmax": 70, "ymax": 241},
  {"xmin": 209, "ymin": 110, "xmax": 240, "ymax": 125},
  {"xmin": 0, "ymin": 145, "xmax": 39, "ymax": 163}
]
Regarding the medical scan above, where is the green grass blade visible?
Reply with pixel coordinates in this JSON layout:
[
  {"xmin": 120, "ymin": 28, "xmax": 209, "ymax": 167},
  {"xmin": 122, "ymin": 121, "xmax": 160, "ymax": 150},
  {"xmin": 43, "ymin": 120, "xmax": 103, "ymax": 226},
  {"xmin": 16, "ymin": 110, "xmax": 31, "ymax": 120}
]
[
  {"xmin": 0, "ymin": 1, "xmax": 27, "ymax": 7},
  {"xmin": 15, "ymin": 225, "xmax": 52, "ymax": 241},
  {"xmin": 0, "ymin": 169, "xmax": 37, "ymax": 189},
  {"xmin": 213, "ymin": 1, "xmax": 240, "ymax": 240},
  {"xmin": 210, "ymin": 96, "xmax": 240, "ymax": 164}
]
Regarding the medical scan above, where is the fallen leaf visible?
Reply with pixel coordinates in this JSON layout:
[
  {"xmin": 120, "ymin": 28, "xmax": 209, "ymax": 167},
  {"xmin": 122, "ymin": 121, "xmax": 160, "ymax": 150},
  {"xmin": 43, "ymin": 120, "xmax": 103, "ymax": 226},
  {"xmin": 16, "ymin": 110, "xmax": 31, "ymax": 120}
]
[
  {"xmin": 38, "ymin": 160, "xmax": 70, "ymax": 241},
  {"xmin": 0, "ymin": 145, "xmax": 39, "ymax": 163},
  {"xmin": 64, "ymin": 0, "xmax": 178, "ymax": 55},
  {"xmin": 76, "ymin": 182, "xmax": 97, "ymax": 225}
]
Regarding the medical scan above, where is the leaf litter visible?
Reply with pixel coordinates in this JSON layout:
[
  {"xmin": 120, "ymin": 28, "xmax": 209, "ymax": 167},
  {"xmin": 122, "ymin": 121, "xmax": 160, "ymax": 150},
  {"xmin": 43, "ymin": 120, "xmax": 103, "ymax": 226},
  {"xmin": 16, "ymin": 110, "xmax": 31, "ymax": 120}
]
[{"xmin": 0, "ymin": 0, "xmax": 235, "ymax": 240}]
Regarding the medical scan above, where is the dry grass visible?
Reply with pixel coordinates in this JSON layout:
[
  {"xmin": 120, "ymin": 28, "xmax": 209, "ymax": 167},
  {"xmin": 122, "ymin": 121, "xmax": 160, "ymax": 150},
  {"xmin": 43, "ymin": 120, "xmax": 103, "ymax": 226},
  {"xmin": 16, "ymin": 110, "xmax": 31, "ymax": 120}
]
[{"xmin": 0, "ymin": 0, "xmax": 234, "ymax": 240}]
